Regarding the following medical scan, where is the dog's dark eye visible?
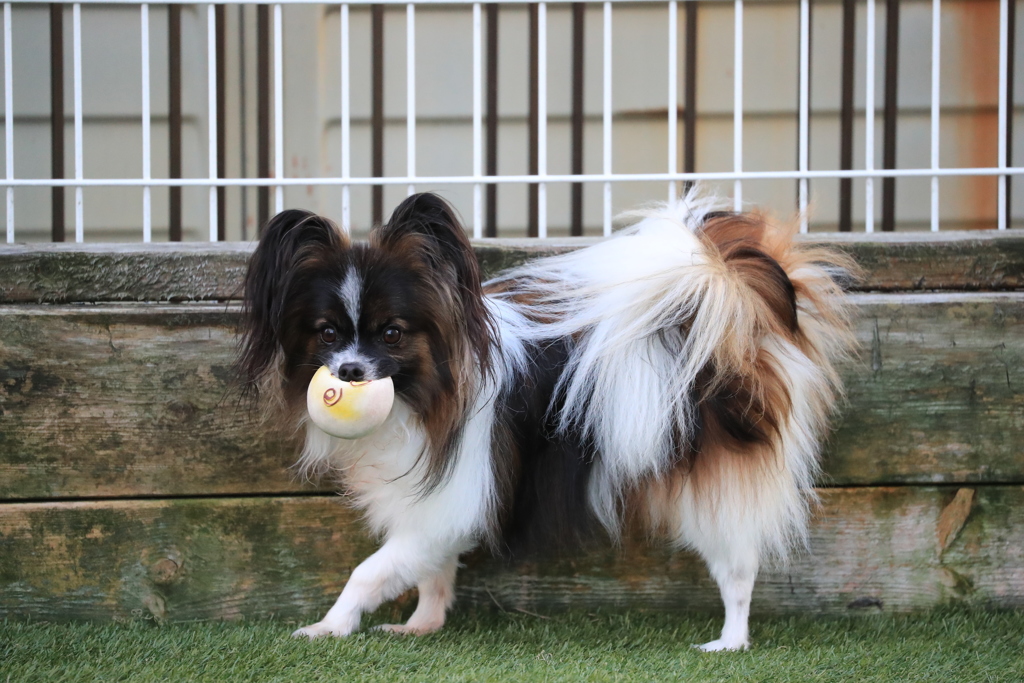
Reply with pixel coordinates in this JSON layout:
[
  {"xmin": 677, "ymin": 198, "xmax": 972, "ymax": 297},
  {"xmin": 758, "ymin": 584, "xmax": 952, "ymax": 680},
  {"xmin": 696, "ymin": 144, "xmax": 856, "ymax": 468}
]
[
  {"xmin": 382, "ymin": 326, "xmax": 402, "ymax": 345},
  {"xmin": 320, "ymin": 327, "xmax": 337, "ymax": 344}
]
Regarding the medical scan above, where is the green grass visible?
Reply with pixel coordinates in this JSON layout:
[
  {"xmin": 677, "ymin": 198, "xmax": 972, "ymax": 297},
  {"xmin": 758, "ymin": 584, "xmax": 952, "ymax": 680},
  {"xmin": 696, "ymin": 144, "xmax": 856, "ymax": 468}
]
[{"xmin": 3, "ymin": 608, "xmax": 1022, "ymax": 682}]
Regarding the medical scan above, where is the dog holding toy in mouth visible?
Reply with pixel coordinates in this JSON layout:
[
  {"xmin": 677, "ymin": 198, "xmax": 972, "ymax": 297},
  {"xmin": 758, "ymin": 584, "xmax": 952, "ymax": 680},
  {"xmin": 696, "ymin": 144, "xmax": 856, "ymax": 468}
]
[{"xmin": 237, "ymin": 190, "xmax": 854, "ymax": 651}]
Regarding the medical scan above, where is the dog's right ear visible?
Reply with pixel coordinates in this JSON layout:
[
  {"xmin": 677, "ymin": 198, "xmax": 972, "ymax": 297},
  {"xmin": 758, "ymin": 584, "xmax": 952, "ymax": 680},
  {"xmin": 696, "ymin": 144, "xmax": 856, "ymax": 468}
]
[{"xmin": 237, "ymin": 210, "xmax": 347, "ymax": 400}]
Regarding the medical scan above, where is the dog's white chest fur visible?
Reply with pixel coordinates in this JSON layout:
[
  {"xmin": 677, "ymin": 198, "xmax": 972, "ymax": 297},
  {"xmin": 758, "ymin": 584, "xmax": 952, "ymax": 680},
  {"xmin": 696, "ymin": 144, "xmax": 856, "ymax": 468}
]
[{"xmin": 304, "ymin": 396, "xmax": 496, "ymax": 544}]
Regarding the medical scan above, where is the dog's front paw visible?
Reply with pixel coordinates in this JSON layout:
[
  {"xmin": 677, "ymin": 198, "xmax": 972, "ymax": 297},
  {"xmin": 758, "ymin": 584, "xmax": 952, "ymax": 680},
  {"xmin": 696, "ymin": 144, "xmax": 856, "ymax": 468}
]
[
  {"xmin": 694, "ymin": 638, "xmax": 749, "ymax": 652},
  {"xmin": 291, "ymin": 621, "xmax": 352, "ymax": 639}
]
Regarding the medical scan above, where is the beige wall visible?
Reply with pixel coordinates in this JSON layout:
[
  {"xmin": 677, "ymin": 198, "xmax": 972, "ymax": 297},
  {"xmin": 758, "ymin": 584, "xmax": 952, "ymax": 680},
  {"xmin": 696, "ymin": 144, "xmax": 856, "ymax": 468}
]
[{"xmin": 0, "ymin": 0, "xmax": 1020, "ymax": 242}]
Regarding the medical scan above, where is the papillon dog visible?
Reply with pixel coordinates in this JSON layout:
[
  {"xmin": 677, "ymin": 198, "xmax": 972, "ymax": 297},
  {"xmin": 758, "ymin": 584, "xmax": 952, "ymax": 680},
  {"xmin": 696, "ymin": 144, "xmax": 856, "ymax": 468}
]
[{"xmin": 237, "ymin": 190, "xmax": 855, "ymax": 651}]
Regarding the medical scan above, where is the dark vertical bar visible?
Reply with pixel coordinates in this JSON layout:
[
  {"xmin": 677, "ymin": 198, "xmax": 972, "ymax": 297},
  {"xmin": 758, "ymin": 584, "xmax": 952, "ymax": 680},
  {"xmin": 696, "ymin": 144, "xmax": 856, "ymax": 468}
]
[
  {"xmin": 372, "ymin": 4, "xmax": 385, "ymax": 226},
  {"xmin": 838, "ymin": 0, "xmax": 854, "ymax": 232},
  {"xmin": 797, "ymin": 0, "xmax": 813, "ymax": 212},
  {"xmin": 1006, "ymin": 0, "xmax": 1016, "ymax": 226},
  {"xmin": 570, "ymin": 3, "xmax": 585, "ymax": 236},
  {"xmin": 527, "ymin": 4, "xmax": 539, "ymax": 237},
  {"xmin": 169, "ymin": 5, "xmax": 182, "ymax": 242},
  {"xmin": 683, "ymin": 1, "xmax": 698, "ymax": 194},
  {"xmin": 239, "ymin": 4, "xmax": 248, "ymax": 241},
  {"xmin": 216, "ymin": 4, "xmax": 226, "ymax": 241},
  {"xmin": 50, "ymin": 4, "xmax": 65, "ymax": 242},
  {"xmin": 257, "ymin": 5, "xmax": 270, "ymax": 233},
  {"xmin": 485, "ymin": 4, "xmax": 499, "ymax": 237},
  {"xmin": 881, "ymin": 0, "xmax": 899, "ymax": 232}
]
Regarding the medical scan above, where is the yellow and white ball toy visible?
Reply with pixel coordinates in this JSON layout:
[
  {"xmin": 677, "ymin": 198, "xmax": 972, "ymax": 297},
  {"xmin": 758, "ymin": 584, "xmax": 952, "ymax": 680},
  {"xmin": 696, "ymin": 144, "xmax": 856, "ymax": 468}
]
[{"xmin": 306, "ymin": 365, "xmax": 395, "ymax": 439}]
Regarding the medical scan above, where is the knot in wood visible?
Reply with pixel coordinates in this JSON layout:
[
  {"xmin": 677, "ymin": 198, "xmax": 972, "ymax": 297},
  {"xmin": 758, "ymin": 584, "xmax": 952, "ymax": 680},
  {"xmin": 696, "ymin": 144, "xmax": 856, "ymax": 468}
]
[{"xmin": 150, "ymin": 557, "xmax": 182, "ymax": 585}]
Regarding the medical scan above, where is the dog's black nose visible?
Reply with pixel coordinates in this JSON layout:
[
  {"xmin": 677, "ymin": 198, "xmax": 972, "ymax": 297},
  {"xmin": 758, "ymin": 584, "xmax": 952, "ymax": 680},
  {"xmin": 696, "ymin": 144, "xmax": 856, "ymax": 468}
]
[{"xmin": 336, "ymin": 363, "xmax": 367, "ymax": 382}]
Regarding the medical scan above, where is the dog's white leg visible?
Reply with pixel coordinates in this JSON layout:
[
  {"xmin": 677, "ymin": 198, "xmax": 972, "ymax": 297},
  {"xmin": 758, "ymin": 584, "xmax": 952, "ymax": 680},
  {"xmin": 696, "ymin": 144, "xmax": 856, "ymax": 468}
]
[
  {"xmin": 375, "ymin": 557, "xmax": 458, "ymax": 636},
  {"xmin": 697, "ymin": 554, "xmax": 758, "ymax": 652},
  {"xmin": 664, "ymin": 480, "xmax": 764, "ymax": 652},
  {"xmin": 292, "ymin": 536, "xmax": 447, "ymax": 639}
]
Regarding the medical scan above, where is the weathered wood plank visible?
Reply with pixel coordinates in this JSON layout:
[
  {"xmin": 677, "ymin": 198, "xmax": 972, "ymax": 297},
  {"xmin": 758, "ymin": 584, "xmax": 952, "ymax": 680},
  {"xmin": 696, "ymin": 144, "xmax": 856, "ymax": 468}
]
[
  {"xmin": 824, "ymin": 293, "xmax": 1024, "ymax": 485},
  {"xmin": 463, "ymin": 486, "xmax": 1024, "ymax": 615},
  {"xmin": 1, "ymin": 487, "xmax": 1020, "ymax": 622},
  {"xmin": 0, "ymin": 243, "xmax": 250, "ymax": 304},
  {"xmin": 1, "ymin": 294, "xmax": 1021, "ymax": 499},
  {"xmin": 0, "ymin": 497, "xmax": 372, "ymax": 623},
  {"xmin": 1, "ymin": 230, "xmax": 1021, "ymax": 304},
  {"xmin": 809, "ymin": 230, "xmax": 1024, "ymax": 292},
  {"xmin": 0, "ymin": 305, "xmax": 314, "ymax": 499}
]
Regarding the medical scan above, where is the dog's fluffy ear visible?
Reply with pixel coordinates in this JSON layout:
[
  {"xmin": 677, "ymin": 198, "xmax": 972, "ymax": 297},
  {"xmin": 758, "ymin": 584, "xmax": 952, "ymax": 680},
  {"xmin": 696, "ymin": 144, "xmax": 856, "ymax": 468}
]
[
  {"xmin": 238, "ymin": 210, "xmax": 348, "ymax": 400},
  {"xmin": 372, "ymin": 193, "xmax": 494, "ymax": 372}
]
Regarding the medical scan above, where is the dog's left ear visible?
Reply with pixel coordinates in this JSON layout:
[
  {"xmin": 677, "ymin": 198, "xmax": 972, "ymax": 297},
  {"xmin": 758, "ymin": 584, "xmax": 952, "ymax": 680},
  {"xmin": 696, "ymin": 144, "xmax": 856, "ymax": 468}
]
[{"xmin": 372, "ymin": 192, "xmax": 494, "ymax": 371}]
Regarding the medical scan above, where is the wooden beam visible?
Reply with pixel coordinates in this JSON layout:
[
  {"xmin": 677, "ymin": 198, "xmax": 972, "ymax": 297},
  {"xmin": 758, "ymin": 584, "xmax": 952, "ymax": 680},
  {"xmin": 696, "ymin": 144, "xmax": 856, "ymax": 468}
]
[
  {"xmin": 462, "ymin": 486, "xmax": 1024, "ymax": 614},
  {"xmin": 0, "ymin": 233, "xmax": 1021, "ymax": 304},
  {"xmin": 0, "ymin": 243, "xmax": 252, "ymax": 304},
  {"xmin": 1, "ymin": 487, "xmax": 1020, "ymax": 622},
  {"xmin": 825, "ymin": 293, "xmax": 1024, "ymax": 485},
  {"xmin": 0, "ymin": 295, "xmax": 1021, "ymax": 500},
  {"xmin": 0, "ymin": 305, "xmax": 310, "ymax": 500}
]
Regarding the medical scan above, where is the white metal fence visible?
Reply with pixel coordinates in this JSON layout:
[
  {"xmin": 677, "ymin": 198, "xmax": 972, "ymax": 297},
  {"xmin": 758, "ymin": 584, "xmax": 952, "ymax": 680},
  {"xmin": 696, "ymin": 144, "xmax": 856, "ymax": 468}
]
[{"xmin": 1, "ymin": 0, "xmax": 1021, "ymax": 242}]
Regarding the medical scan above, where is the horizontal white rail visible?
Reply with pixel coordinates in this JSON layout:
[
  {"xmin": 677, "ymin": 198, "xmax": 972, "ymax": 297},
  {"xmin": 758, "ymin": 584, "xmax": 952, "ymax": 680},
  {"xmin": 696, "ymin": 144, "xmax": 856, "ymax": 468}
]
[{"xmin": 4, "ymin": 167, "xmax": 1024, "ymax": 188}]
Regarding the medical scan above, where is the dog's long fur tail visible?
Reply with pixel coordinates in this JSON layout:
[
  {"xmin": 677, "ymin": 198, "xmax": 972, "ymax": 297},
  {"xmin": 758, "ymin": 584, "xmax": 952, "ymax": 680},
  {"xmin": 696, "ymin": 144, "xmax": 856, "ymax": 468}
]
[{"xmin": 491, "ymin": 191, "xmax": 856, "ymax": 557}]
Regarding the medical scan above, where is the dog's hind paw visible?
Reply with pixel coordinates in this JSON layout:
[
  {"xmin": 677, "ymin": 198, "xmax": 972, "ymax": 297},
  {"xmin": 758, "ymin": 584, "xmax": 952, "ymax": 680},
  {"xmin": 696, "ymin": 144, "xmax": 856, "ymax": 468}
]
[
  {"xmin": 291, "ymin": 621, "xmax": 351, "ymax": 639},
  {"xmin": 694, "ymin": 638, "xmax": 749, "ymax": 652}
]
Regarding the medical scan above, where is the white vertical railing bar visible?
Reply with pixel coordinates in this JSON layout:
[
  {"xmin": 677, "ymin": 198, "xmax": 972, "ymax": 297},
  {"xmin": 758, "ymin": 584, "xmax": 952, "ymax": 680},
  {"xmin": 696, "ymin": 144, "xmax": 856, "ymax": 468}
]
[
  {"xmin": 865, "ymin": 0, "xmax": 876, "ymax": 233},
  {"xmin": 406, "ymin": 3, "xmax": 415, "ymax": 196},
  {"xmin": 667, "ymin": 1, "xmax": 677, "ymax": 204},
  {"xmin": 273, "ymin": 2, "xmax": 284, "ymax": 213},
  {"xmin": 340, "ymin": 3, "xmax": 350, "ymax": 233},
  {"xmin": 537, "ymin": 2, "xmax": 547, "ymax": 238},
  {"xmin": 930, "ymin": 0, "xmax": 940, "ymax": 231},
  {"xmin": 733, "ymin": 0, "xmax": 742, "ymax": 210},
  {"xmin": 4, "ymin": 2, "xmax": 12, "ymax": 243},
  {"xmin": 141, "ymin": 4, "xmax": 152, "ymax": 241},
  {"xmin": 472, "ymin": 2, "xmax": 482, "ymax": 238},
  {"xmin": 73, "ymin": 2, "xmax": 83, "ymax": 242},
  {"xmin": 602, "ymin": 0, "xmax": 612, "ymax": 236},
  {"xmin": 797, "ymin": 0, "xmax": 809, "ymax": 233},
  {"xmin": 207, "ymin": 4, "xmax": 218, "ymax": 241},
  {"xmin": 997, "ymin": 0, "xmax": 1008, "ymax": 230}
]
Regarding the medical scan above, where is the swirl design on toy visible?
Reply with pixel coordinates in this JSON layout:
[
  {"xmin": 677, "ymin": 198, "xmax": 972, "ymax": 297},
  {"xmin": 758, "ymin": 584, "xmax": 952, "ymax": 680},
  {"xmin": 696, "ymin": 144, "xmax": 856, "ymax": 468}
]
[{"xmin": 323, "ymin": 387, "xmax": 342, "ymax": 406}]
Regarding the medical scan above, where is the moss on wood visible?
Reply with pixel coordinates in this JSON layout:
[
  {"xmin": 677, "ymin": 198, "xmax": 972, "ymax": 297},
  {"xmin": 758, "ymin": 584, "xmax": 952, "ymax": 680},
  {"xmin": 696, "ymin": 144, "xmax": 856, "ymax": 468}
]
[
  {"xmin": 826, "ymin": 293, "xmax": 1024, "ymax": 485},
  {"xmin": 1, "ymin": 487, "xmax": 1021, "ymax": 622},
  {"xmin": 1, "ymin": 294, "xmax": 1022, "ymax": 499},
  {"xmin": 0, "ymin": 305, "xmax": 312, "ymax": 499},
  {"xmin": 1, "ymin": 230, "xmax": 1021, "ymax": 304}
]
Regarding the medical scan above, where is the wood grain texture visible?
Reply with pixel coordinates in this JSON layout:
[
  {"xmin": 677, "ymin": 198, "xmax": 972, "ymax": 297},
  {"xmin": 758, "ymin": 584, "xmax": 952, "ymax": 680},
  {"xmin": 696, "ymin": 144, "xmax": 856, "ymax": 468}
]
[
  {"xmin": 816, "ymin": 230, "xmax": 1024, "ymax": 292},
  {"xmin": 826, "ymin": 293, "xmax": 1024, "ymax": 485},
  {"xmin": 0, "ymin": 497, "xmax": 373, "ymax": 623},
  {"xmin": 1, "ymin": 487, "xmax": 1021, "ymax": 622},
  {"xmin": 0, "ymin": 243, "xmax": 250, "ymax": 304},
  {"xmin": 462, "ymin": 486, "xmax": 1024, "ymax": 615},
  {"xmin": 0, "ymin": 230, "xmax": 1021, "ymax": 303},
  {"xmin": 1, "ymin": 294, "xmax": 1022, "ymax": 500},
  {"xmin": 0, "ymin": 305, "xmax": 314, "ymax": 499}
]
